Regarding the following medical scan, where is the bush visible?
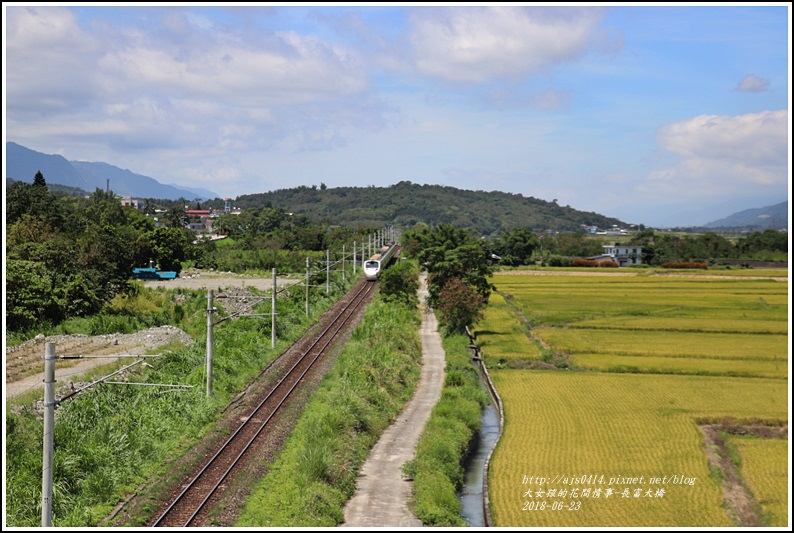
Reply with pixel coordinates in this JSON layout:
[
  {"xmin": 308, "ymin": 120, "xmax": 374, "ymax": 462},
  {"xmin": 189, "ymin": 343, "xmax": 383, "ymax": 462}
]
[
  {"xmin": 545, "ymin": 255, "xmax": 570, "ymax": 267},
  {"xmin": 570, "ymin": 259, "xmax": 598, "ymax": 267}
]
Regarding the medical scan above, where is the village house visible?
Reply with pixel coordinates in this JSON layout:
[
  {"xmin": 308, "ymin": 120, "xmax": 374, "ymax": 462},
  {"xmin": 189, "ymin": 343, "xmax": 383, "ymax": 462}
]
[{"xmin": 595, "ymin": 243, "xmax": 644, "ymax": 266}]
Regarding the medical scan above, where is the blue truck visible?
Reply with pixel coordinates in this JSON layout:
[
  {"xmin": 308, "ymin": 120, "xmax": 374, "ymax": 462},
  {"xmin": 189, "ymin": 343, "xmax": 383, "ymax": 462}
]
[{"xmin": 131, "ymin": 267, "xmax": 177, "ymax": 280}]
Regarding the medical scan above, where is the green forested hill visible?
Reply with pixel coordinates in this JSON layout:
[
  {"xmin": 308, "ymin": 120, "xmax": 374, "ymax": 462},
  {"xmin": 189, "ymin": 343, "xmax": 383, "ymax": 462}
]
[{"xmin": 234, "ymin": 181, "xmax": 629, "ymax": 235}]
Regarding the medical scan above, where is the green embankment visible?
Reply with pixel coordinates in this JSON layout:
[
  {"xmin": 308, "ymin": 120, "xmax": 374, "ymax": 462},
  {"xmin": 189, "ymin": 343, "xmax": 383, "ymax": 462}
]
[
  {"xmin": 403, "ymin": 332, "xmax": 489, "ymax": 526},
  {"xmin": 5, "ymin": 279, "xmax": 351, "ymax": 527},
  {"xmin": 236, "ymin": 297, "xmax": 422, "ymax": 527}
]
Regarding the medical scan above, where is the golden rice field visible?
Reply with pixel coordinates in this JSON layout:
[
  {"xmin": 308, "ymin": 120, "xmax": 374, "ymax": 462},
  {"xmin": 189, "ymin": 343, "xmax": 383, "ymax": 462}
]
[
  {"xmin": 475, "ymin": 291, "xmax": 542, "ymax": 360},
  {"xmin": 479, "ymin": 270, "xmax": 789, "ymax": 527},
  {"xmin": 488, "ymin": 371, "xmax": 789, "ymax": 527},
  {"xmin": 726, "ymin": 436, "xmax": 789, "ymax": 526},
  {"xmin": 487, "ymin": 272, "xmax": 788, "ymax": 378},
  {"xmin": 534, "ymin": 328, "xmax": 786, "ymax": 361},
  {"xmin": 494, "ymin": 275, "xmax": 787, "ymax": 328},
  {"xmin": 571, "ymin": 353, "xmax": 786, "ymax": 379}
]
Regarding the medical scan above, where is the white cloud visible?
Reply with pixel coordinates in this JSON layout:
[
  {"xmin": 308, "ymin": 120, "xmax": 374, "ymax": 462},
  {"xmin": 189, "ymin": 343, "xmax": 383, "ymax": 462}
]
[
  {"xmin": 735, "ymin": 74, "xmax": 770, "ymax": 93},
  {"xmin": 408, "ymin": 6, "xmax": 607, "ymax": 83},
  {"xmin": 641, "ymin": 110, "xmax": 788, "ymax": 200},
  {"xmin": 5, "ymin": 7, "xmax": 103, "ymax": 112}
]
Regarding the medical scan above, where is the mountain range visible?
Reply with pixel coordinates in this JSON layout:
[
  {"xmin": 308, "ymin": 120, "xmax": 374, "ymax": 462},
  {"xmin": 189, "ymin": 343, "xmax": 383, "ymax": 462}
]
[
  {"xmin": 5, "ymin": 142, "xmax": 218, "ymax": 201},
  {"xmin": 702, "ymin": 201, "xmax": 788, "ymax": 230},
  {"xmin": 5, "ymin": 141, "xmax": 785, "ymax": 233}
]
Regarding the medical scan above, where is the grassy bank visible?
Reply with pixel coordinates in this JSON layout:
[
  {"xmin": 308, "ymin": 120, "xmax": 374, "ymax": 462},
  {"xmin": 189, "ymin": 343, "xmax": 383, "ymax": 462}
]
[
  {"xmin": 4, "ymin": 277, "xmax": 353, "ymax": 527},
  {"xmin": 236, "ymin": 296, "xmax": 422, "ymax": 527},
  {"xmin": 403, "ymin": 332, "xmax": 489, "ymax": 526}
]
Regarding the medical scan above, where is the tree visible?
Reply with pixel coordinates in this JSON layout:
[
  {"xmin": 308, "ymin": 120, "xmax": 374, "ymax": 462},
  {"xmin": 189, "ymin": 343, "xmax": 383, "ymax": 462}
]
[
  {"xmin": 5, "ymin": 179, "xmax": 64, "ymax": 227},
  {"xmin": 435, "ymin": 277, "xmax": 487, "ymax": 335},
  {"xmin": 165, "ymin": 205, "xmax": 187, "ymax": 228},
  {"xmin": 6, "ymin": 259, "xmax": 54, "ymax": 330},
  {"xmin": 492, "ymin": 227, "xmax": 540, "ymax": 266},
  {"xmin": 33, "ymin": 170, "xmax": 47, "ymax": 188},
  {"xmin": 406, "ymin": 223, "xmax": 493, "ymax": 334},
  {"xmin": 146, "ymin": 226, "xmax": 189, "ymax": 273},
  {"xmin": 379, "ymin": 260, "xmax": 419, "ymax": 307}
]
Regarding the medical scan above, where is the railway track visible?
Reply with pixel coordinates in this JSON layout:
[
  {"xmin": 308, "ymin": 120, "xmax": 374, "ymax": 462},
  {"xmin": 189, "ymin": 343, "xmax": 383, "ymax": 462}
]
[{"xmin": 151, "ymin": 280, "xmax": 375, "ymax": 527}]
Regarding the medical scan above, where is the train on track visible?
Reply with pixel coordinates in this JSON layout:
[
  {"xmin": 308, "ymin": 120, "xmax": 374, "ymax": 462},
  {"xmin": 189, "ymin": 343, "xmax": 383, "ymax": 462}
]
[{"xmin": 363, "ymin": 244, "xmax": 398, "ymax": 281}]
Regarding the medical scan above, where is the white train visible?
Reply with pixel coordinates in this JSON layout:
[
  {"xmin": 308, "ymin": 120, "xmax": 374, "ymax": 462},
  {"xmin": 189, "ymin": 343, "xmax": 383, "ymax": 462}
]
[{"xmin": 363, "ymin": 244, "xmax": 397, "ymax": 281}]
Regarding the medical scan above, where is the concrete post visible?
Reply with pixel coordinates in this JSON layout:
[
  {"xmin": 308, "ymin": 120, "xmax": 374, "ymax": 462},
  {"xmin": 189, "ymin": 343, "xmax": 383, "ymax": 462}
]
[
  {"xmin": 272, "ymin": 267, "xmax": 277, "ymax": 349},
  {"xmin": 305, "ymin": 257, "xmax": 310, "ymax": 317},
  {"xmin": 206, "ymin": 289, "xmax": 214, "ymax": 398},
  {"xmin": 42, "ymin": 342, "xmax": 55, "ymax": 527}
]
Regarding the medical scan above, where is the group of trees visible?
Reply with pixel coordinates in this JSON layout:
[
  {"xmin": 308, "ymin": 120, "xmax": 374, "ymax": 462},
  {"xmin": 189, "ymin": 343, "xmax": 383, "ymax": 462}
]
[
  {"xmin": 629, "ymin": 229, "xmax": 787, "ymax": 264},
  {"xmin": 6, "ymin": 173, "xmax": 194, "ymax": 330},
  {"xmin": 5, "ymin": 172, "xmax": 386, "ymax": 333},
  {"xmin": 231, "ymin": 181, "xmax": 627, "ymax": 235},
  {"xmin": 483, "ymin": 226, "xmax": 787, "ymax": 267},
  {"xmin": 402, "ymin": 224, "xmax": 494, "ymax": 335}
]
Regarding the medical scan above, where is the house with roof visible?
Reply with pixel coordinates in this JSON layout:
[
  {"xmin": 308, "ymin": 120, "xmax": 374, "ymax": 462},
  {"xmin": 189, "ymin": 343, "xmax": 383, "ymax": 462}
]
[{"xmin": 596, "ymin": 243, "xmax": 644, "ymax": 266}]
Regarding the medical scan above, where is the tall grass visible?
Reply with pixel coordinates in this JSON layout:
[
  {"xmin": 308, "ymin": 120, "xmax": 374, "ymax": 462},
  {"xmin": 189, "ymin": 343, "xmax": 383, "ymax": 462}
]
[
  {"xmin": 403, "ymin": 332, "xmax": 489, "ymax": 526},
  {"xmin": 236, "ymin": 297, "xmax": 422, "ymax": 527},
  {"xmin": 4, "ymin": 276, "xmax": 355, "ymax": 527}
]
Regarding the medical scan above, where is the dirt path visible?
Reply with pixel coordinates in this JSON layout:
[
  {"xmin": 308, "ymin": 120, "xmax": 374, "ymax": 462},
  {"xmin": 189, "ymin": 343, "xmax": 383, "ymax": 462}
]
[{"xmin": 341, "ymin": 273, "xmax": 446, "ymax": 527}]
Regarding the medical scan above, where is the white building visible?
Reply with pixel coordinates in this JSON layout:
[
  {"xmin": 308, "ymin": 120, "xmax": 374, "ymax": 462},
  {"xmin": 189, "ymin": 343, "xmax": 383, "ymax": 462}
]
[{"xmin": 601, "ymin": 243, "xmax": 644, "ymax": 266}]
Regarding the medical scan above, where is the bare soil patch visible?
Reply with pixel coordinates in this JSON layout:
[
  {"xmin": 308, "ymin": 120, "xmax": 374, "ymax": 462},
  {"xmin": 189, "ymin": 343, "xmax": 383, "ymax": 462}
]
[
  {"xmin": 140, "ymin": 268, "xmax": 301, "ymax": 292},
  {"xmin": 698, "ymin": 422, "xmax": 787, "ymax": 527}
]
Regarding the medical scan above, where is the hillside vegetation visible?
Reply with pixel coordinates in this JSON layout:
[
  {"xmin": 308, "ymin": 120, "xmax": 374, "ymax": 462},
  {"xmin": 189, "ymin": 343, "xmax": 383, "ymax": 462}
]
[{"xmin": 234, "ymin": 181, "xmax": 628, "ymax": 236}]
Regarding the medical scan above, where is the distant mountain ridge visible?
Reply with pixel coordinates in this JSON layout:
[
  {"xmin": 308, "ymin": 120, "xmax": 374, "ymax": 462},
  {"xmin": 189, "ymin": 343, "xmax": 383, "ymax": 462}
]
[
  {"xmin": 5, "ymin": 142, "xmax": 218, "ymax": 201},
  {"xmin": 702, "ymin": 201, "xmax": 788, "ymax": 230}
]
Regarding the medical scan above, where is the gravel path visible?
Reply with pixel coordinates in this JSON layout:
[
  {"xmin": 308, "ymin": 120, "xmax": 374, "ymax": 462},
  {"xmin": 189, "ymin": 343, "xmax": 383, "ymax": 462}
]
[{"xmin": 341, "ymin": 273, "xmax": 446, "ymax": 527}]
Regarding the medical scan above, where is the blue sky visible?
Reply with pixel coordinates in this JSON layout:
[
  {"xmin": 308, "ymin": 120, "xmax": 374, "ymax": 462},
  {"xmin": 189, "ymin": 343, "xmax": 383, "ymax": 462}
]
[{"xmin": 3, "ymin": 3, "xmax": 790, "ymax": 227}]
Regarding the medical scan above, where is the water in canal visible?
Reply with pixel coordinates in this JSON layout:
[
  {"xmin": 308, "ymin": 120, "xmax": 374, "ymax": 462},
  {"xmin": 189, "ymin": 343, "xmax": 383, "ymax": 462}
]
[{"xmin": 459, "ymin": 399, "xmax": 500, "ymax": 527}]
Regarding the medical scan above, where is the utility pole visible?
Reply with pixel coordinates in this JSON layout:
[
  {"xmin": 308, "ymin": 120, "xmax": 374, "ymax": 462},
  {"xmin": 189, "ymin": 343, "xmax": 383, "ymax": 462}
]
[
  {"xmin": 342, "ymin": 245, "xmax": 346, "ymax": 283},
  {"xmin": 42, "ymin": 342, "xmax": 55, "ymax": 527},
  {"xmin": 305, "ymin": 257, "xmax": 310, "ymax": 317},
  {"xmin": 271, "ymin": 268, "xmax": 277, "ymax": 349},
  {"xmin": 353, "ymin": 241, "xmax": 357, "ymax": 274},
  {"xmin": 326, "ymin": 249, "xmax": 330, "ymax": 294},
  {"xmin": 206, "ymin": 289, "xmax": 214, "ymax": 398}
]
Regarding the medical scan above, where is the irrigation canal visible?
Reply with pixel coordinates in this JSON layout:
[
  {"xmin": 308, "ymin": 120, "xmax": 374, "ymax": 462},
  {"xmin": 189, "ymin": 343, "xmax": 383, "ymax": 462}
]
[{"xmin": 459, "ymin": 398, "xmax": 500, "ymax": 526}]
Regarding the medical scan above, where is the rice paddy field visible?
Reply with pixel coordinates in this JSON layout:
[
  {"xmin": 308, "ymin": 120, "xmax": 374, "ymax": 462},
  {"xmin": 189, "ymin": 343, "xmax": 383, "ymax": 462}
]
[
  {"xmin": 726, "ymin": 436, "xmax": 789, "ymax": 526},
  {"xmin": 477, "ymin": 269, "xmax": 789, "ymax": 527}
]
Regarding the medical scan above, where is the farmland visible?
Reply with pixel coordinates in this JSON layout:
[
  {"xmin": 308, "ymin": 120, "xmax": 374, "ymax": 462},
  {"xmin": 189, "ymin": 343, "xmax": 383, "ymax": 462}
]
[{"xmin": 477, "ymin": 269, "xmax": 789, "ymax": 527}]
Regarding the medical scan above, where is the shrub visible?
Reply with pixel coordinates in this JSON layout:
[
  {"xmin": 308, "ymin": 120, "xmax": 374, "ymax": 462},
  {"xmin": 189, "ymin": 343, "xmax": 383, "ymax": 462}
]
[{"xmin": 661, "ymin": 261, "xmax": 708, "ymax": 269}]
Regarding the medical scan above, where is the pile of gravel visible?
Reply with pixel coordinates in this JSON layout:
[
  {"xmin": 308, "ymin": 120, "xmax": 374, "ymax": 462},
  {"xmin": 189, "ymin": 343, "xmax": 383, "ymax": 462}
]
[{"xmin": 6, "ymin": 325, "xmax": 194, "ymax": 355}]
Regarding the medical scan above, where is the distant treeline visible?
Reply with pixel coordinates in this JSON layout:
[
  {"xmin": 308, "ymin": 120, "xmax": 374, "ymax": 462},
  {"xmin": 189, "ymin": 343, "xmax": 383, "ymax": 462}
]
[
  {"xmin": 487, "ymin": 227, "xmax": 787, "ymax": 267},
  {"xmin": 231, "ymin": 181, "xmax": 630, "ymax": 236},
  {"xmin": 4, "ymin": 173, "xmax": 378, "ymax": 332}
]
